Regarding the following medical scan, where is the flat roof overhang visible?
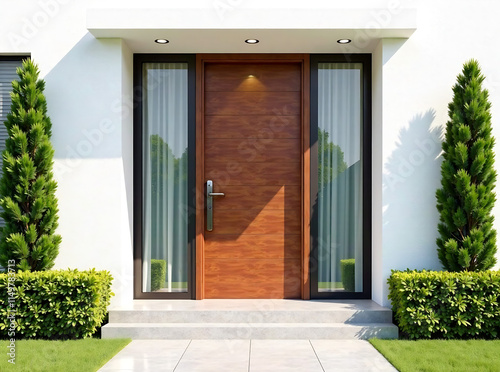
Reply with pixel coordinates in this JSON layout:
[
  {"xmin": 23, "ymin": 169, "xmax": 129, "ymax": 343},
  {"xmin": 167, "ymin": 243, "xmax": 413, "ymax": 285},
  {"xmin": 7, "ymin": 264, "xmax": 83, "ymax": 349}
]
[{"xmin": 86, "ymin": 7, "xmax": 416, "ymax": 53}]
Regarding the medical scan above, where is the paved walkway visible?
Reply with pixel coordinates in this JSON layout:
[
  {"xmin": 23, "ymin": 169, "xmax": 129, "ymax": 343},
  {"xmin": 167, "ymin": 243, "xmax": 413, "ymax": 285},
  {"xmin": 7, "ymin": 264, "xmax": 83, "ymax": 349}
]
[{"xmin": 98, "ymin": 339, "xmax": 397, "ymax": 372}]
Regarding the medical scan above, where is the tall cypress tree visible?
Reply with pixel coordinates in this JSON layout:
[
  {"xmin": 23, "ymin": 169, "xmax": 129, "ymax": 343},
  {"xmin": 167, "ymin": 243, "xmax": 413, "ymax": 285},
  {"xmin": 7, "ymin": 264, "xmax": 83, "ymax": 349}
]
[
  {"xmin": 436, "ymin": 60, "xmax": 497, "ymax": 271},
  {"xmin": 0, "ymin": 59, "xmax": 61, "ymax": 271}
]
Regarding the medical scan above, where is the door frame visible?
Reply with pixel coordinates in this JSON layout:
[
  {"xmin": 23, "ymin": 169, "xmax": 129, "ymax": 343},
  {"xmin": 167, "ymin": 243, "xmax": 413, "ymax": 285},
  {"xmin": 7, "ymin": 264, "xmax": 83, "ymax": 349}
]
[
  {"xmin": 309, "ymin": 54, "xmax": 372, "ymax": 299},
  {"xmin": 195, "ymin": 54, "xmax": 311, "ymax": 300},
  {"xmin": 133, "ymin": 54, "xmax": 197, "ymax": 299}
]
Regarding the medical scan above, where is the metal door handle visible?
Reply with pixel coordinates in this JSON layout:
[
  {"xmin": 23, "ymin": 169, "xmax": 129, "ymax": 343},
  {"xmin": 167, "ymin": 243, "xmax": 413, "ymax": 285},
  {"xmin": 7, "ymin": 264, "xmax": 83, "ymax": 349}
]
[{"xmin": 206, "ymin": 180, "xmax": 224, "ymax": 231}]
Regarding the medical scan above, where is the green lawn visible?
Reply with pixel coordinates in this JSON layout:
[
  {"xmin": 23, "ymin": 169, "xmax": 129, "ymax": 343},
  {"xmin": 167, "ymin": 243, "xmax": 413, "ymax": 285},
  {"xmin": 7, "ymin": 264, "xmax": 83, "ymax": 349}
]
[
  {"xmin": 318, "ymin": 282, "xmax": 343, "ymax": 289},
  {"xmin": 370, "ymin": 339, "xmax": 500, "ymax": 372},
  {"xmin": 0, "ymin": 338, "xmax": 131, "ymax": 372}
]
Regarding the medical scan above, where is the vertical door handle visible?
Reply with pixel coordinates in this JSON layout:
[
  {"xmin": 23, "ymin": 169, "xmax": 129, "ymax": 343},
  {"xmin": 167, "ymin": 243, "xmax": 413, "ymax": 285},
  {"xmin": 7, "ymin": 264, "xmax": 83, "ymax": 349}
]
[{"xmin": 206, "ymin": 180, "xmax": 224, "ymax": 231}]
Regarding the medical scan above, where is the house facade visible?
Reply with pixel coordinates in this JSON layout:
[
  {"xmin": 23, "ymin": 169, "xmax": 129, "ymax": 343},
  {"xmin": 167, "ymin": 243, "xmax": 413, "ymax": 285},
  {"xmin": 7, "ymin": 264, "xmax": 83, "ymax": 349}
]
[{"xmin": 0, "ymin": 0, "xmax": 499, "ymax": 307}]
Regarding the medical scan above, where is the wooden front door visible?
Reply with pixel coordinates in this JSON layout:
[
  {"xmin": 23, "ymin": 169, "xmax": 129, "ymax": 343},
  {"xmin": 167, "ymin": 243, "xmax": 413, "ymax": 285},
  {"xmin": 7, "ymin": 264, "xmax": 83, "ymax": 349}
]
[{"xmin": 203, "ymin": 61, "xmax": 302, "ymax": 299}]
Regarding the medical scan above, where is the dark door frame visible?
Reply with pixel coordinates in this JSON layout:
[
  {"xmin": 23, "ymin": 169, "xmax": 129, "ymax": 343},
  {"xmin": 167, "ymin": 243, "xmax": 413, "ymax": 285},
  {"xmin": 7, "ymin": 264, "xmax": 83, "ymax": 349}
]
[
  {"xmin": 133, "ymin": 54, "xmax": 197, "ymax": 299},
  {"xmin": 309, "ymin": 54, "xmax": 372, "ymax": 299},
  {"xmin": 132, "ymin": 53, "xmax": 372, "ymax": 300}
]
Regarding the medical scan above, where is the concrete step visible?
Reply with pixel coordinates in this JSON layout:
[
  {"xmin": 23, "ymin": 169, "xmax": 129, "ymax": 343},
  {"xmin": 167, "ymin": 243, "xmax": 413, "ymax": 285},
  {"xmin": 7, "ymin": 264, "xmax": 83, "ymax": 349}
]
[
  {"xmin": 107, "ymin": 299, "xmax": 393, "ymax": 324},
  {"xmin": 109, "ymin": 309, "xmax": 392, "ymax": 324},
  {"xmin": 101, "ymin": 322, "xmax": 399, "ymax": 340},
  {"xmin": 102, "ymin": 300, "xmax": 398, "ymax": 340}
]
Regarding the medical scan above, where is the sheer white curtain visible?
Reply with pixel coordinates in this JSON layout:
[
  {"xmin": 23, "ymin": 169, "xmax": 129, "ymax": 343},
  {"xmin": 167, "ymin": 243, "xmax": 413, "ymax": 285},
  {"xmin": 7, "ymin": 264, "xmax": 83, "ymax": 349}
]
[
  {"xmin": 142, "ymin": 63, "xmax": 188, "ymax": 292},
  {"xmin": 317, "ymin": 63, "xmax": 363, "ymax": 292}
]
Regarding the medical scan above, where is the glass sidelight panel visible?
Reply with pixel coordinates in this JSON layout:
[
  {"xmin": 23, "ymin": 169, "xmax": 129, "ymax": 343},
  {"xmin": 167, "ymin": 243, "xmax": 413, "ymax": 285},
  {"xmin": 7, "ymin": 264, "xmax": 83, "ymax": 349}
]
[
  {"xmin": 142, "ymin": 62, "xmax": 189, "ymax": 293},
  {"xmin": 313, "ymin": 61, "xmax": 366, "ymax": 295}
]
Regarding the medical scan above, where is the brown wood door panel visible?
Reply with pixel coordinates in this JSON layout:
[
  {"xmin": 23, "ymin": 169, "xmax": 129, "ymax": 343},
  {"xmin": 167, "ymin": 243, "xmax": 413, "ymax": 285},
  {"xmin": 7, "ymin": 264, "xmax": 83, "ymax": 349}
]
[
  {"xmin": 204, "ymin": 282, "xmax": 301, "ymax": 299},
  {"xmin": 203, "ymin": 61, "xmax": 302, "ymax": 299},
  {"xmin": 214, "ymin": 185, "xmax": 300, "ymax": 210},
  {"xmin": 205, "ymin": 235, "xmax": 301, "ymax": 259},
  {"xmin": 205, "ymin": 161, "xmax": 300, "ymax": 186},
  {"xmin": 205, "ymin": 63, "xmax": 301, "ymax": 92},
  {"xmin": 205, "ymin": 259, "xmax": 302, "ymax": 299},
  {"xmin": 205, "ymin": 138, "xmax": 300, "ymax": 163},
  {"xmin": 205, "ymin": 259, "xmax": 301, "ymax": 282},
  {"xmin": 205, "ymin": 91, "xmax": 300, "ymax": 116},
  {"xmin": 210, "ymin": 209, "xmax": 300, "ymax": 235},
  {"xmin": 205, "ymin": 116, "xmax": 300, "ymax": 139}
]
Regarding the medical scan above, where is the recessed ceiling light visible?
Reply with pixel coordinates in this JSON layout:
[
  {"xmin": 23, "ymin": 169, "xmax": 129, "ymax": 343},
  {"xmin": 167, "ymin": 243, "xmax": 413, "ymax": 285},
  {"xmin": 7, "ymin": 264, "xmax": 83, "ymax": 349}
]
[
  {"xmin": 155, "ymin": 39, "xmax": 169, "ymax": 44},
  {"xmin": 245, "ymin": 39, "xmax": 259, "ymax": 44},
  {"xmin": 337, "ymin": 39, "xmax": 352, "ymax": 44}
]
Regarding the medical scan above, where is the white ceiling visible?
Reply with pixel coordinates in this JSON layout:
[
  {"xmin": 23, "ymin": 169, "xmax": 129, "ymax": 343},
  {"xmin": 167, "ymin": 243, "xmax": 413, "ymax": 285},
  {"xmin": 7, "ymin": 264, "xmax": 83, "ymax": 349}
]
[{"xmin": 87, "ymin": 7, "xmax": 417, "ymax": 53}]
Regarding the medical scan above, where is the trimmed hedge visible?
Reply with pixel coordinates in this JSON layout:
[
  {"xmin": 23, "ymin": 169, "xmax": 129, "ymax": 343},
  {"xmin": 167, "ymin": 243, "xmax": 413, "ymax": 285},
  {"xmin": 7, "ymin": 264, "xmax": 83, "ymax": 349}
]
[
  {"xmin": 151, "ymin": 259, "xmax": 166, "ymax": 292},
  {"xmin": 388, "ymin": 270, "xmax": 500, "ymax": 339},
  {"xmin": 341, "ymin": 259, "xmax": 355, "ymax": 292},
  {"xmin": 0, "ymin": 269, "xmax": 113, "ymax": 339}
]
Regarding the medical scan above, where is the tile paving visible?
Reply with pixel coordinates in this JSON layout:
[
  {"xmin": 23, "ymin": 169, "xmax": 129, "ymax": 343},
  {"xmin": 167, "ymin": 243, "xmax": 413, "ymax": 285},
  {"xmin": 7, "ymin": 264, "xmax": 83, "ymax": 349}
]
[{"xmin": 98, "ymin": 339, "xmax": 397, "ymax": 372}]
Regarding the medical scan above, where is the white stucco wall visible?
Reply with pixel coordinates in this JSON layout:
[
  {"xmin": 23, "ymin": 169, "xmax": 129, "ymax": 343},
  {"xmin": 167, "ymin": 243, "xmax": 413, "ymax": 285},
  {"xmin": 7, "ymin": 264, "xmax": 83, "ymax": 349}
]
[
  {"xmin": 46, "ymin": 36, "xmax": 134, "ymax": 306},
  {"xmin": 0, "ymin": 0, "xmax": 134, "ymax": 306},
  {"xmin": 375, "ymin": 0, "xmax": 500, "ymax": 305},
  {"xmin": 0, "ymin": 0, "xmax": 499, "ymax": 307}
]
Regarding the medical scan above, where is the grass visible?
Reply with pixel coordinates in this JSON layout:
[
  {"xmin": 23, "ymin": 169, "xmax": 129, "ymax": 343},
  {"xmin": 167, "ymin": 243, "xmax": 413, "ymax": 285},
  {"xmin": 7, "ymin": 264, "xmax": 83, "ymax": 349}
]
[
  {"xmin": 156, "ymin": 281, "xmax": 188, "ymax": 292},
  {"xmin": 0, "ymin": 338, "xmax": 131, "ymax": 372},
  {"xmin": 370, "ymin": 339, "xmax": 500, "ymax": 372},
  {"xmin": 166, "ymin": 281, "xmax": 187, "ymax": 289},
  {"xmin": 318, "ymin": 281, "xmax": 343, "ymax": 289}
]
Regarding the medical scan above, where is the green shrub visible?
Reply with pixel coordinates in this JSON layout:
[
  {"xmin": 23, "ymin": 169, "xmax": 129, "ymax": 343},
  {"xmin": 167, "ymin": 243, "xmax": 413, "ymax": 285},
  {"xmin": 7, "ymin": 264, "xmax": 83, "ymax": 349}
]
[
  {"xmin": 388, "ymin": 270, "xmax": 500, "ymax": 339},
  {"xmin": 341, "ymin": 259, "xmax": 355, "ymax": 292},
  {"xmin": 436, "ymin": 60, "xmax": 497, "ymax": 272},
  {"xmin": 150, "ymin": 259, "xmax": 166, "ymax": 291},
  {"xmin": 0, "ymin": 59, "xmax": 62, "ymax": 271},
  {"xmin": 0, "ymin": 269, "xmax": 113, "ymax": 339}
]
